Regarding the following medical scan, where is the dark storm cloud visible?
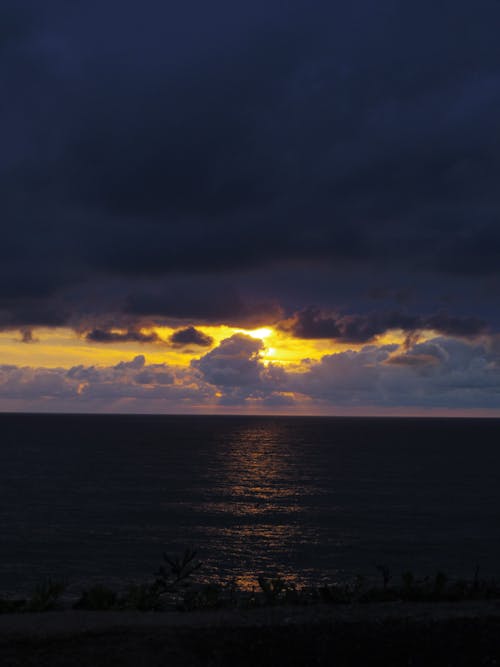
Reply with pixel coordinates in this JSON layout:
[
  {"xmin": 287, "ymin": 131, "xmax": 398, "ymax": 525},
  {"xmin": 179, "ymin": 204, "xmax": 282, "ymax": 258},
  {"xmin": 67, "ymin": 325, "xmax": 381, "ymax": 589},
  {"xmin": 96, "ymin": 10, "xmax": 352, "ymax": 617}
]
[
  {"xmin": 85, "ymin": 329, "xmax": 161, "ymax": 344},
  {"xmin": 424, "ymin": 314, "xmax": 489, "ymax": 338},
  {"xmin": 124, "ymin": 280, "xmax": 283, "ymax": 327},
  {"xmin": 283, "ymin": 308, "xmax": 488, "ymax": 342},
  {"xmin": 1, "ymin": 0, "xmax": 500, "ymax": 332},
  {"xmin": 0, "ymin": 298, "xmax": 69, "ymax": 331},
  {"xmin": 170, "ymin": 327, "xmax": 213, "ymax": 348}
]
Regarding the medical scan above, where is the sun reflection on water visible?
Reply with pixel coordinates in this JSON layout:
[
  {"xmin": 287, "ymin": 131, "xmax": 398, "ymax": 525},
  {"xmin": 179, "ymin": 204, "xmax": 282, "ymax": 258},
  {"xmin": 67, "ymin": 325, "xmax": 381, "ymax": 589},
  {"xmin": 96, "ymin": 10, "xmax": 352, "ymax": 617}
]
[
  {"xmin": 196, "ymin": 421, "xmax": 315, "ymax": 589},
  {"xmin": 218, "ymin": 423, "xmax": 298, "ymax": 508}
]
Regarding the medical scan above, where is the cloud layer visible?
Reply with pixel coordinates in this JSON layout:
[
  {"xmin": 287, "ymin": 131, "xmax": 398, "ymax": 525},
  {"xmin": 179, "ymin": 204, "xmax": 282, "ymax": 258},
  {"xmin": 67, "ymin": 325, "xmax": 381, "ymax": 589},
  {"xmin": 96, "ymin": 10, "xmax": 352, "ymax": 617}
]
[
  {"xmin": 1, "ymin": 334, "xmax": 499, "ymax": 414},
  {"xmin": 170, "ymin": 326, "xmax": 214, "ymax": 348},
  {"xmin": 0, "ymin": 0, "xmax": 499, "ymax": 338},
  {"xmin": 282, "ymin": 308, "xmax": 489, "ymax": 343}
]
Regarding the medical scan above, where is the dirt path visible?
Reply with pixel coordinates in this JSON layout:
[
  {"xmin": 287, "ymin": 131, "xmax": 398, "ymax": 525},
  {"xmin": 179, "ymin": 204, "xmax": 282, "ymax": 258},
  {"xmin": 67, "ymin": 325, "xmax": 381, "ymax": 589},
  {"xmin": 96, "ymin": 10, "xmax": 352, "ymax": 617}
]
[
  {"xmin": 3, "ymin": 602, "xmax": 500, "ymax": 666},
  {"xmin": 2, "ymin": 600, "xmax": 500, "ymax": 639}
]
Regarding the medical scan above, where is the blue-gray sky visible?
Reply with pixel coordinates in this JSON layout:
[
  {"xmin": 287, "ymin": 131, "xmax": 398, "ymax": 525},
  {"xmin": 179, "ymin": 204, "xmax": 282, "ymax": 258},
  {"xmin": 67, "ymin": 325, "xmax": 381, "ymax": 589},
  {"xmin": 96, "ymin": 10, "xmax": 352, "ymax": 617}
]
[{"xmin": 1, "ymin": 0, "xmax": 500, "ymax": 413}]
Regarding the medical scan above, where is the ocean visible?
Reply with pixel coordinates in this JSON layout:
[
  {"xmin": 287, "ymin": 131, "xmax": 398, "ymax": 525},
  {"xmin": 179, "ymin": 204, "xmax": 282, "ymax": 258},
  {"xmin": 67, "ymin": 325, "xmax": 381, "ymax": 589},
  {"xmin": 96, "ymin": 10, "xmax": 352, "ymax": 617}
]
[{"xmin": 1, "ymin": 413, "xmax": 499, "ymax": 594}]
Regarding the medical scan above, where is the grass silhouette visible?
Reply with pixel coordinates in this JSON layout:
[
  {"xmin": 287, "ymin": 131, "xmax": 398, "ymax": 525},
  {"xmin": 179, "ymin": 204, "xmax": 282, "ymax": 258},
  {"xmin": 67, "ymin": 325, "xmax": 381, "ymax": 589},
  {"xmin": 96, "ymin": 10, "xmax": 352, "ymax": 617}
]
[{"xmin": 2, "ymin": 553, "xmax": 500, "ymax": 613}]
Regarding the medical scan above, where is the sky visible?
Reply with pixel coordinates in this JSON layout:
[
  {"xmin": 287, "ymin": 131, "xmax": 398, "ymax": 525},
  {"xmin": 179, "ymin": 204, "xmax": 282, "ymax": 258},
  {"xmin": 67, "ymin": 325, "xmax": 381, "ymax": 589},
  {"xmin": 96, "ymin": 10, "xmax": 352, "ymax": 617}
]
[{"xmin": 1, "ymin": 0, "xmax": 500, "ymax": 415}]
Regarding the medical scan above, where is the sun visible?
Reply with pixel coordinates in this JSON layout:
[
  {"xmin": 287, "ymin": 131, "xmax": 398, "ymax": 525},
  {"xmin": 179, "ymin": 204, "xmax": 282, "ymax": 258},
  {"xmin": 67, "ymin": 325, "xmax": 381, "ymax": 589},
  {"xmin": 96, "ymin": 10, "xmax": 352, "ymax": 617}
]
[{"xmin": 243, "ymin": 327, "xmax": 273, "ymax": 340}]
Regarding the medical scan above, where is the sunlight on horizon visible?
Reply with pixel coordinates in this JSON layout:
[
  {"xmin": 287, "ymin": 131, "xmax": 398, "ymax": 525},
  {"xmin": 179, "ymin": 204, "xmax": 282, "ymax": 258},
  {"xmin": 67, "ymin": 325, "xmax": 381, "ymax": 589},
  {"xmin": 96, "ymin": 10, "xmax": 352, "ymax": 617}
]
[{"xmin": 0, "ymin": 324, "xmax": 437, "ymax": 371}]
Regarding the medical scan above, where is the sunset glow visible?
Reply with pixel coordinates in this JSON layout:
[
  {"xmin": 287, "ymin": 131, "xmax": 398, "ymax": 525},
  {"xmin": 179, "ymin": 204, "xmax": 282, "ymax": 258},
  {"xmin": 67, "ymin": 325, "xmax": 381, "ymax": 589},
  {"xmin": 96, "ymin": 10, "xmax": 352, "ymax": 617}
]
[
  {"xmin": 1, "ymin": 320, "xmax": 496, "ymax": 416},
  {"xmin": 0, "ymin": 324, "xmax": 419, "ymax": 370},
  {"xmin": 1, "ymin": 0, "xmax": 499, "ymax": 417}
]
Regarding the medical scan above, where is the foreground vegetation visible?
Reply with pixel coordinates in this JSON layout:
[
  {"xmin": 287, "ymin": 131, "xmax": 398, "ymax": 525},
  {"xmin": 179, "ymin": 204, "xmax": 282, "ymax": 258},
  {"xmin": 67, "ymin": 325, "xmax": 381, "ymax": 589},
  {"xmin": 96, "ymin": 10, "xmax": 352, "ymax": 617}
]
[{"xmin": 2, "ymin": 551, "xmax": 500, "ymax": 614}]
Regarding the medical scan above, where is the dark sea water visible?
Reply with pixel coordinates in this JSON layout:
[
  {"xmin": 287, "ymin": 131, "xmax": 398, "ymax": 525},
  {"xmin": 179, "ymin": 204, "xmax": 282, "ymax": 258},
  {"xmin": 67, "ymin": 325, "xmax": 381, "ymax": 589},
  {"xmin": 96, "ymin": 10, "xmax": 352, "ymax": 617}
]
[{"xmin": 1, "ymin": 413, "xmax": 500, "ymax": 593}]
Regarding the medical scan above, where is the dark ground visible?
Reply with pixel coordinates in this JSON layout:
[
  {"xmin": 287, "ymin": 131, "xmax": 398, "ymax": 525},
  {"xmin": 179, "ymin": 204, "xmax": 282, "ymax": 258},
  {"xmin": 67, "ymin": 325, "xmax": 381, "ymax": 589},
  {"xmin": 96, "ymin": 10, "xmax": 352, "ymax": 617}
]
[{"xmin": 2, "ymin": 606, "xmax": 500, "ymax": 666}]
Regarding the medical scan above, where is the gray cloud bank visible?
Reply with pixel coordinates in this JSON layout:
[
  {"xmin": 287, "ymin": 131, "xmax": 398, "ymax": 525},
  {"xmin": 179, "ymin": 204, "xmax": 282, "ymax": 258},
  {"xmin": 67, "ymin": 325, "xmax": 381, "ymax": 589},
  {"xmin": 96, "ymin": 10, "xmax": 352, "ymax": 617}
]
[{"xmin": 1, "ymin": 334, "xmax": 499, "ymax": 413}]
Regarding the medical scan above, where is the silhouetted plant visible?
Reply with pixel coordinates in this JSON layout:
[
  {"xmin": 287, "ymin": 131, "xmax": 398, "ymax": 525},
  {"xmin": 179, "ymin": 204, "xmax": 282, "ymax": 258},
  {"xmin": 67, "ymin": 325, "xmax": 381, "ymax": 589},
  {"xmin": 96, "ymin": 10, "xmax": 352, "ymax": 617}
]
[
  {"xmin": 155, "ymin": 548, "xmax": 202, "ymax": 597},
  {"xmin": 258, "ymin": 576, "xmax": 285, "ymax": 604},
  {"xmin": 26, "ymin": 580, "xmax": 65, "ymax": 612},
  {"xmin": 452, "ymin": 579, "xmax": 468, "ymax": 600},
  {"xmin": 376, "ymin": 564, "xmax": 391, "ymax": 590},
  {"xmin": 257, "ymin": 576, "xmax": 298, "ymax": 605},
  {"xmin": 181, "ymin": 584, "xmax": 223, "ymax": 611},
  {"xmin": 121, "ymin": 583, "xmax": 163, "ymax": 611},
  {"xmin": 73, "ymin": 585, "xmax": 118, "ymax": 610},
  {"xmin": 6, "ymin": 556, "xmax": 500, "ymax": 614},
  {"xmin": 401, "ymin": 571, "xmax": 414, "ymax": 591},
  {"xmin": 433, "ymin": 571, "xmax": 447, "ymax": 599},
  {"xmin": 400, "ymin": 571, "xmax": 420, "ymax": 601},
  {"xmin": 0, "ymin": 598, "xmax": 26, "ymax": 613},
  {"xmin": 473, "ymin": 564, "xmax": 480, "ymax": 591},
  {"xmin": 223, "ymin": 579, "xmax": 239, "ymax": 607},
  {"xmin": 318, "ymin": 583, "xmax": 352, "ymax": 604}
]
